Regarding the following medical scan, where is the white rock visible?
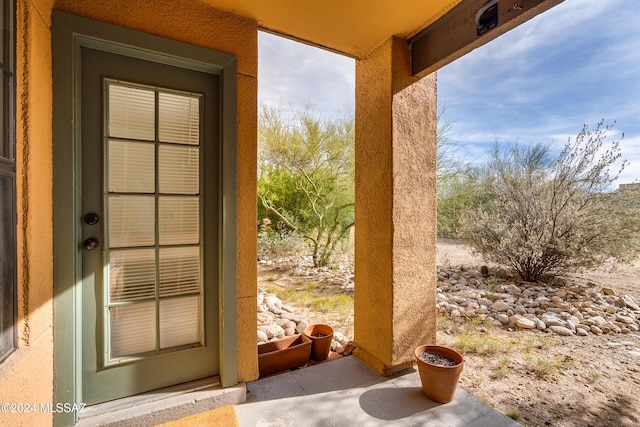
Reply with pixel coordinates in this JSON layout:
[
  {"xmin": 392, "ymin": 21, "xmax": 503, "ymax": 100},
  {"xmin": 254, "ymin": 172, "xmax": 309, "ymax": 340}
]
[
  {"xmin": 616, "ymin": 315, "xmax": 634, "ymax": 324},
  {"xmin": 549, "ymin": 325, "xmax": 574, "ymax": 336},
  {"xmin": 496, "ymin": 313, "xmax": 510, "ymax": 324},
  {"xmin": 576, "ymin": 328, "xmax": 589, "ymax": 336},
  {"xmin": 621, "ymin": 295, "xmax": 640, "ymax": 311},
  {"xmin": 589, "ymin": 316, "xmax": 607, "ymax": 328},
  {"xmin": 491, "ymin": 301, "xmax": 510, "ymax": 312},
  {"xmin": 515, "ymin": 306, "xmax": 527, "ymax": 315},
  {"xmin": 510, "ymin": 315, "xmax": 536, "ymax": 329},
  {"xmin": 541, "ymin": 313, "xmax": 567, "ymax": 327},
  {"xmin": 257, "ymin": 330, "xmax": 268, "ymax": 343},
  {"xmin": 258, "ymin": 324, "xmax": 285, "ymax": 340}
]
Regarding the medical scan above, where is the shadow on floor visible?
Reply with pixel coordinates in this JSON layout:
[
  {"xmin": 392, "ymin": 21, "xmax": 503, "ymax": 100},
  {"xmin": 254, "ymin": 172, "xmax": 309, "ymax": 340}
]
[{"xmin": 235, "ymin": 356, "xmax": 522, "ymax": 426}]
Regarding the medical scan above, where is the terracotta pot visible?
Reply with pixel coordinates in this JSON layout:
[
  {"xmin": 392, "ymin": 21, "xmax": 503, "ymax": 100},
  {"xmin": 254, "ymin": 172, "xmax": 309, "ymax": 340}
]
[
  {"xmin": 414, "ymin": 344, "xmax": 464, "ymax": 403},
  {"xmin": 303, "ymin": 324, "xmax": 334, "ymax": 361},
  {"xmin": 258, "ymin": 334, "xmax": 311, "ymax": 377}
]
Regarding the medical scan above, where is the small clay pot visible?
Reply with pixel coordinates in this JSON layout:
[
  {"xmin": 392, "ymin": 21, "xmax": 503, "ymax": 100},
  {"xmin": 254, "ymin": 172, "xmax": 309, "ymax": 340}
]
[
  {"xmin": 414, "ymin": 344, "xmax": 464, "ymax": 403},
  {"xmin": 303, "ymin": 324, "xmax": 334, "ymax": 361}
]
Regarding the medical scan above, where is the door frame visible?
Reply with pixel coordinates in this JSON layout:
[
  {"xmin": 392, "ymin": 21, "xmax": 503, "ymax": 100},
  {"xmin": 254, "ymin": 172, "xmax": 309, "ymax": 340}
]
[{"xmin": 52, "ymin": 11, "xmax": 238, "ymax": 426}]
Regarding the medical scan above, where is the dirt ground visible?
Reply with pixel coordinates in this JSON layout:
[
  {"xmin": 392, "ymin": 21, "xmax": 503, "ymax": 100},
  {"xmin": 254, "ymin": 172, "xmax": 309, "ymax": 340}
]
[
  {"xmin": 258, "ymin": 239, "xmax": 640, "ymax": 426},
  {"xmin": 436, "ymin": 239, "xmax": 640, "ymax": 427}
]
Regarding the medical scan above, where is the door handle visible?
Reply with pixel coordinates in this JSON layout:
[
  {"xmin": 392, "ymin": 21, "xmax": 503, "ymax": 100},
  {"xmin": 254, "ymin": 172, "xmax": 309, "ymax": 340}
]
[
  {"xmin": 84, "ymin": 237, "xmax": 100, "ymax": 251},
  {"xmin": 84, "ymin": 213, "xmax": 100, "ymax": 225}
]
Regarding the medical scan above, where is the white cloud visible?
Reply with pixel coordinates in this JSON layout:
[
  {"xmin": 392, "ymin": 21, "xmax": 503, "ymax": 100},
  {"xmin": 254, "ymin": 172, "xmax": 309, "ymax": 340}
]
[
  {"xmin": 258, "ymin": 32, "xmax": 355, "ymax": 120},
  {"xmin": 439, "ymin": 0, "xmax": 640, "ymax": 183},
  {"xmin": 257, "ymin": 1, "xmax": 640, "ymax": 184}
]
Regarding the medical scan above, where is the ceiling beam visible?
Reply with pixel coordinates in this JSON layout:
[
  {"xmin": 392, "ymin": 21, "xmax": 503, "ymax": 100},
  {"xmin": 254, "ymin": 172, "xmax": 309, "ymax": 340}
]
[{"xmin": 410, "ymin": 0, "xmax": 564, "ymax": 77}]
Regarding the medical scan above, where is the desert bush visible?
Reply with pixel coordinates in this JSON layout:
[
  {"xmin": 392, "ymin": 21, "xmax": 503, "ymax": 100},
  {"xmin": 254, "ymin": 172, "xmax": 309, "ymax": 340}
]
[
  {"xmin": 436, "ymin": 106, "xmax": 478, "ymax": 237},
  {"xmin": 437, "ymin": 171, "xmax": 484, "ymax": 237},
  {"xmin": 460, "ymin": 121, "xmax": 640, "ymax": 281},
  {"xmin": 257, "ymin": 229, "xmax": 308, "ymax": 260},
  {"xmin": 258, "ymin": 106, "xmax": 354, "ymax": 267}
]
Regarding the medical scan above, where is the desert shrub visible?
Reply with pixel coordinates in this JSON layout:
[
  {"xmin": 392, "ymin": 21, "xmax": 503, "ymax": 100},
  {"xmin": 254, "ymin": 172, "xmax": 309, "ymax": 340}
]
[
  {"xmin": 460, "ymin": 121, "xmax": 640, "ymax": 281},
  {"xmin": 437, "ymin": 171, "xmax": 484, "ymax": 237},
  {"xmin": 257, "ymin": 229, "xmax": 308, "ymax": 260},
  {"xmin": 436, "ymin": 106, "xmax": 479, "ymax": 237},
  {"xmin": 258, "ymin": 106, "xmax": 354, "ymax": 267}
]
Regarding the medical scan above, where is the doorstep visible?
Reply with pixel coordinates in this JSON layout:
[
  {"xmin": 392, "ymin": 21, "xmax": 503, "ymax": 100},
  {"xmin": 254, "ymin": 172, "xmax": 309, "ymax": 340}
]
[{"xmin": 75, "ymin": 377, "xmax": 246, "ymax": 427}]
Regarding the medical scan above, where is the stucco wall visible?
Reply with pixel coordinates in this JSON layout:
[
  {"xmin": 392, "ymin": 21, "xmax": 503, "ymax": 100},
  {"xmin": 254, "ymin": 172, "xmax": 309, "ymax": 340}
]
[
  {"xmin": 354, "ymin": 37, "xmax": 437, "ymax": 374},
  {"xmin": 0, "ymin": 0, "xmax": 55, "ymax": 426},
  {"xmin": 0, "ymin": 0, "xmax": 258, "ymax": 425}
]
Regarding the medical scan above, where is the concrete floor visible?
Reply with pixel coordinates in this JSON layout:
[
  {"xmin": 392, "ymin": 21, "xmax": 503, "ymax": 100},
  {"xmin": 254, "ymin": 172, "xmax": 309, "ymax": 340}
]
[{"xmin": 235, "ymin": 356, "xmax": 522, "ymax": 427}]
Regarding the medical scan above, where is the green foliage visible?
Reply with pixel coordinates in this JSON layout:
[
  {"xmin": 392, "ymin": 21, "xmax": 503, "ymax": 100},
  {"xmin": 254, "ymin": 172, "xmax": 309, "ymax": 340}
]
[
  {"xmin": 460, "ymin": 121, "xmax": 640, "ymax": 281},
  {"xmin": 257, "ymin": 229, "xmax": 308, "ymax": 260},
  {"xmin": 437, "ymin": 172, "xmax": 484, "ymax": 237},
  {"xmin": 436, "ymin": 105, "xmax": 482, "ymax": 237},
  {"xmin": 257, "ymin": 106, "xmax": 354, "ymax": 267}
]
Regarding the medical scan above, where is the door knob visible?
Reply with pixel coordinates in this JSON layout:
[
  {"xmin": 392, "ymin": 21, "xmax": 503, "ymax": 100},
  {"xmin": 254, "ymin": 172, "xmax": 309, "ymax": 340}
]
[
  {"xmin": 84, "ymin": 237, "xmax": 100, "ymax": 251},
  {"xmin": 84, "ymin": 213, "xmax": 100, "ymax": 225}
]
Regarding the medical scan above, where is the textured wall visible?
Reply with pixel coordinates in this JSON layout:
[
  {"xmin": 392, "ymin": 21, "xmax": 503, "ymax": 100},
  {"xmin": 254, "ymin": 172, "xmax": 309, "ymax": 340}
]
[
  {"xmin": 0, "ymin": 1, "xmax": 258, "ymax": 425},
  {"xmin": 354, "ymin": 37, "xmax": 437, "ymax": 374},
  {"xmin": 0, "ymin": 0, "xmax": 55, "ymax": 426}
]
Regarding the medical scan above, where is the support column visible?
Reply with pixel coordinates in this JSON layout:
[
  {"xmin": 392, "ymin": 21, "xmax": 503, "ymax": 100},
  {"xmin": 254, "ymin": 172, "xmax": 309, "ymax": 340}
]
[{"xmin": 354, "ymin": 37, "xmax": 437, "ymax": 375}]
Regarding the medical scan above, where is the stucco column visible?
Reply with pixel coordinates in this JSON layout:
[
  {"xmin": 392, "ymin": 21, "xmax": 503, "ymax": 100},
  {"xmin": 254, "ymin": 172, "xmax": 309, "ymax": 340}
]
[{"xmin": 354, "ymin": 37, "xmax": 437, "ymax": 375}]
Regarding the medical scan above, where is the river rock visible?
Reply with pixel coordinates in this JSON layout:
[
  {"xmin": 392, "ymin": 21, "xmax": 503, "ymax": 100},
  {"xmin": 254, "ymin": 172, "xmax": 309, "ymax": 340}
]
[
  {"xmin": 510, "ymin": 314, "xmax": 536, "ymax": 329},
  {"xmin": 621, "ymin": 295, "xmax": 640, "ymax": 311},
  {"xmin": 549, "ymin": 325, "xmax": 574, "ymax": 336},
  {"xmin": 496, "ymin": 313, "xmax": 510, "ymax": 324},
  {"xmin": 491, "ymin": 301, "xmax": 510, "ymax": 312},
  {"xmin": 259, "ymin": 323, "xmax": 285, "ymax": 340}
]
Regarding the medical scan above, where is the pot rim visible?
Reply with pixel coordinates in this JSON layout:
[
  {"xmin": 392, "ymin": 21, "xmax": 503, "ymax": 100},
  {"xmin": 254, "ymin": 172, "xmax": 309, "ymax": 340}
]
[{"xmin": 415, "ymin": 344, "xmax": 464, "ymax": 367}]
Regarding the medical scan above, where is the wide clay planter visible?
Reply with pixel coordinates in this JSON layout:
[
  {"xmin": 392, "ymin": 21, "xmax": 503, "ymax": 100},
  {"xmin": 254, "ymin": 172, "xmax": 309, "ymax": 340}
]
[
  {"xmin": 258, "ymin": 334, "xmax": 311, "ymax": 377},
  {"xmin": 303, "ymin": 324, "xmax": 334, "ymax": 361},
  {"xmin": 414, "ymin": 344, "xmax": 464, "ymax": 404}
]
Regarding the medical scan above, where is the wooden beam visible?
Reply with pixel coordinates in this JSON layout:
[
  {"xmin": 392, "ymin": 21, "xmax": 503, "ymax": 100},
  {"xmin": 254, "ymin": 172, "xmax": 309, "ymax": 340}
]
[{"xmin": 410, "ymin": 0, "xmax": 564, "ymax": 77}]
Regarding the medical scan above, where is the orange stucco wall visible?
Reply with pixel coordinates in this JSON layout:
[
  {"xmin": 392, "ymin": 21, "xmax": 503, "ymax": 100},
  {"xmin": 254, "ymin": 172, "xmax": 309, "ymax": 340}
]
[
  {"xmin": 0, "ymin": 0, "xmax": 55, "ymax": 426},
  {"xmin": 354, "ymin": 37, "xmax": 437, "ymax": 374},
  {"xmin": 0, "ymin": 0, "xmax": 258, "ymax": 425}
]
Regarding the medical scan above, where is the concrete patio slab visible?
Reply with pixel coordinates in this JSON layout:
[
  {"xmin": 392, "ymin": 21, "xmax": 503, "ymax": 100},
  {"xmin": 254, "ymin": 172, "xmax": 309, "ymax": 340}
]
[{"xmin": 236, "ymin": 356, "xmax": 521, "ymax": 427}]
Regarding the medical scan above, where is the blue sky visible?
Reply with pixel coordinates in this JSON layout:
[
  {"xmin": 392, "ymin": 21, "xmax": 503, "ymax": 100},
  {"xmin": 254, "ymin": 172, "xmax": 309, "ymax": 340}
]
[{"xmin": 258, "ymin": 0, "xmax": 640, "ymax": 185}]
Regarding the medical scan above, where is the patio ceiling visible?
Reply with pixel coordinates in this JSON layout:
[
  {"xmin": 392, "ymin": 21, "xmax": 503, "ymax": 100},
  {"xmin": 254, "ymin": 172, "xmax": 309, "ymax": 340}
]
[{"xmin": 198, "ymin": 0, "xmax": 462, "ymax": 58}]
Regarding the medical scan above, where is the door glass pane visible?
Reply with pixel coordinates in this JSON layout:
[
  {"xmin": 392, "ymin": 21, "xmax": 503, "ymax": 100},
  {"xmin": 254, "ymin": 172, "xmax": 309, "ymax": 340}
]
[
  {"xmin": 108, "ymin": 139, "xmax": 155, "ymax": 193},
  {"xmin": 109, "ymin": 249, "xmax": 156, "ymax": 302},
  {"xmin": 105, "ymin": 81, "xmax": 204, "ymax": 362},
  {"xmin": 159, "ymin": 247, "xmax": 200, "ymax": 297},
  {"xmin": 158, "ymin": 92, "xmax": 199, "ymax": 145},
  {"xmin": 110, "ymin": 302, "xmax": 156, "ymax": 357},
  {"xmin": 159, "ymin": 296, "xmax": 201, "ymax": 349},
  {"xmin": 108, "ymin": 84, "xmax": 155, "ymax": 141},
  {"xmin": 159, "ymin": 144, "xmax": 199, "ymax": 194},
  {"xmin": 159, "ymin": 196, "xmax": 199, "ymax": 245},
  {"xmin": 108, "ymin": 195, "xmax": 155, "ymax": 247}
]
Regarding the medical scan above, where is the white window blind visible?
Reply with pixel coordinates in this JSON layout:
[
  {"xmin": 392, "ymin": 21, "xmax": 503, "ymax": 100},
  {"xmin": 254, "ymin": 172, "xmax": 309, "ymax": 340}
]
[{"xmin": 105, "ymin": 82, "xmax": 203, "ymax": 361}]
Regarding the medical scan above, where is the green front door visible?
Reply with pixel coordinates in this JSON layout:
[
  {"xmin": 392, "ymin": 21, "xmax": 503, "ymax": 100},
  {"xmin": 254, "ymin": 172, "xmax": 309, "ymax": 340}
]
[{"xmin": 80, "ymin": 47, "xmax": 219, "ymax": 404}]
